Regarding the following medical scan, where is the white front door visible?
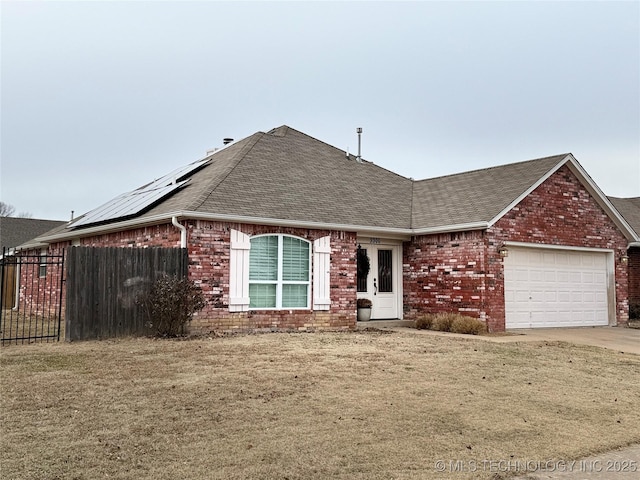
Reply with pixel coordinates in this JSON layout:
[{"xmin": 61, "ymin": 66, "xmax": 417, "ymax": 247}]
[{"xmin": 357, "ymin": 241, "xmax": 401, "ymax": 320}]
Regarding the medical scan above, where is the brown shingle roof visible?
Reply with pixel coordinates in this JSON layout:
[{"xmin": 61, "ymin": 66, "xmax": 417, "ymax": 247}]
[
  {"xmin": 0, "ymin": 217, "xmax": 66, "ymax": 251},
  {"xmin": 138, "ymin": 126, "xmax": 414, "ymax": 229},
  {"xmin": 47, "ymin": 126, "xmax": 591, "ymax": 239},
  {"xmin": 608, "ymin": 197, "xmax": 640, "ymax": 236},
  {"xmin": 411, "ymin": 154, "xmax": 568, "ymax": 229}
]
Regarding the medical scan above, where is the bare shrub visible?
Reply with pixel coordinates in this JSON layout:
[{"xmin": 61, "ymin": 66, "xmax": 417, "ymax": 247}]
[
  {"xmin": 414, "ymin": 313, "xmax": 486, "ymax": 335},
  {"xmin": 137, "ymin": 275, "xmax": 205, "ymax": 337},
  {"xmin": 431, "ymin": 313, "xmax": 455, "ymax": 332},
  {"xmin": 415, "ymin": 315, "xmax": 433, "ymax": 330},
  {"xmin": 450, "ymin": 316, "xmax": 487, "ymax": 335}
]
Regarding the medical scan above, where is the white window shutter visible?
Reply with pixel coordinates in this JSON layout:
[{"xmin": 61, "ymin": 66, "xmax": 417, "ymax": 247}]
[
  {"xmin": 313, "ymin": 236, "xmax": 331, "ymax": 310},
  {"xmin": 229, "ymin": 229, "xmax": 250, "ymax": 312}
]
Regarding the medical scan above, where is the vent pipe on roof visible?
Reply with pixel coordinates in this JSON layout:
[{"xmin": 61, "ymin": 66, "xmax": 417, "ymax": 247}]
[
  {"xmin": 223, "ymin": 138, "xmax": 234, "ymax": 145},
  {"xmin": 356, "ymin": 127, "xmax": 363, "ymax": 163}
]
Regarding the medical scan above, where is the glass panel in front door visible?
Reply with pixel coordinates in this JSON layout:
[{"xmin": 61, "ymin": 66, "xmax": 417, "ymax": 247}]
[
  {"xmin": 357, "ymin": 248, "xmax": 368, "ymax": 292},
  {"xmin": 378, "ymin": 249, "xmax": 392, "ymax": 293}
]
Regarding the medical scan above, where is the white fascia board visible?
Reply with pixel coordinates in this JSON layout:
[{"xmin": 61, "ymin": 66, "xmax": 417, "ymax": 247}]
[
  {"xmin": 13, "ymin": 241, "xmax": 50, "ymax": 252},
  {"xmin": 37, "ymin": 211, "xmax": 415, "ymax": 243},
  {"xmin": 182, "ymin": 212, "xmax": 413, "ymax": 238},
  {"xmin": 412, "ymin": 221, "xmax": 489, "ymax": 236},
  {"xmin": 36, "ymin": 211, "xmax": 491, "ymax": 245},
  {"xmin": 37, "ymin": 213, "xmax": 178, "ymax": 243},
  {"xmin": 504, "ymin": 241, "xmax": 615, "ymax": 254},
  {"xmin": 487, "ymin": 154, "xmax": 570, "ymax": 229}
]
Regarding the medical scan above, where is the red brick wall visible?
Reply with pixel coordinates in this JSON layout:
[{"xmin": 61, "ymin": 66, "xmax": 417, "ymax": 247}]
[
  {"xmin": 403, "ymin": 230, "xmax": 489, "ymax": 321},
  {"xmin": 629, "ymin": 246, "xmax": 640, "ymax": 317},
  {"xmin": 16, "ymin": 246, "xmax": 66, "ymax": 317},
  {"xmin": 184, "ymin": 221, "xmax": 356, "ymax": 332},
  {"xmin": 488, "ymin": 165, "xmax": 629, "ymax": 329},
  {"xmin": 50, "ymin": 221, "xmax": 357, "ymax": 333},
  {"xmin": 404, "ymin": 165, "xmax": 630, "ymax": 331}
]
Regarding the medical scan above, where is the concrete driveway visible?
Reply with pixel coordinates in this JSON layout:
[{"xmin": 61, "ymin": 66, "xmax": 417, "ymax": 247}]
[
  {"xmin": 496, "ymin": 326, "xmax": 640, "ymax": 355},
  {"xmin": 367, "ymin": 321, "xmax": 640, "ymax": 354}
]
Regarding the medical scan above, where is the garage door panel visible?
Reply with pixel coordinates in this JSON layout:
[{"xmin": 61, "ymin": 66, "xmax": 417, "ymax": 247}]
[
  {"xmin": 569, "ymin": 272, "xmax": 582, "ymax": 283},
  {"xmin": 505, "ymin": 247, "xmax": 610, "ymax": 329}
]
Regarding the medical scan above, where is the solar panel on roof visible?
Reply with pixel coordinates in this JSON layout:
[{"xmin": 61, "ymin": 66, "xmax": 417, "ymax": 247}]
[{"xmin": 70, "ymin": 157, "xmax": 211, "ymax": 228}]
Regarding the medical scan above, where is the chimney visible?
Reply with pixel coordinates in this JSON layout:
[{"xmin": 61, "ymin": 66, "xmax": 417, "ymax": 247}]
[
  {"xmin": 223, "ymin": 138, "xmax": 234, "ymax": 145},
  {"xmin": 356, "ymin": 127, "xmax": 363, "ymax": 163}
]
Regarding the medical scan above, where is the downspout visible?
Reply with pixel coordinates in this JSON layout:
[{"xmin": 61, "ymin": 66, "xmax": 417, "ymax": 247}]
[
  {"xmin": 12, "ymin": 261, "xmax": 20, "ymax": 311},
  {"xmin": 172, "ymin": 216, "xmax": 187, "ymax": 248}
]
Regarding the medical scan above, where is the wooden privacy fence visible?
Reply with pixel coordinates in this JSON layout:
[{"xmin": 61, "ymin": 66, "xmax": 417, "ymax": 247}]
[{"xmin": 65, "ymin": 247, "xmax": 188, "ymax": 341}]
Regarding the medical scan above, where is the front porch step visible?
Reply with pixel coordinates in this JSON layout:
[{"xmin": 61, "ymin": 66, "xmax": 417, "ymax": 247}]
[{"xmin": 356, "ymin": 319, "xmax": 415, "ymax": 330}]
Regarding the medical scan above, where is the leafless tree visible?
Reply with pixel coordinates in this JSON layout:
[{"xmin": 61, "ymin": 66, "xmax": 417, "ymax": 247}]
[
  {"xmin": 0, "ymin": 202, "xmax": 32, "ymax": 218},
  {"xmin": 0, "ymin": 202, "xmax": 16, "ymax": 217}
]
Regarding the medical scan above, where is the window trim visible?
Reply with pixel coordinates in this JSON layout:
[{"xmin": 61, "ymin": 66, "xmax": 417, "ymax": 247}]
[
  {"xmin": 38, "ymin": 248, "xmax": 47, "ymax": 278},
  {"xmin": 249, "ymin": 234, "xmax": 311, "ymax": 310}
]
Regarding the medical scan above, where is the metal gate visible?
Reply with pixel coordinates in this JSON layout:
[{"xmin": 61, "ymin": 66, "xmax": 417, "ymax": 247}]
[{"xmin": 1, "ymin": 248, "xmax": 65, "ymax": 345}]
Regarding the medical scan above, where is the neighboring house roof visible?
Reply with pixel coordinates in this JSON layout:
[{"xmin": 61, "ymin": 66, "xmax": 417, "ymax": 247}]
[
  {"xmin": 31, "ymin": 125, "xmax": 638, "ymax": 244},
  {"xmin": 0, "ymin": 217, "xmax": 66, "ymax": 252},
  {"xmin": 608, "ymin": 197, "xmax": 640, "ymax": 244}
]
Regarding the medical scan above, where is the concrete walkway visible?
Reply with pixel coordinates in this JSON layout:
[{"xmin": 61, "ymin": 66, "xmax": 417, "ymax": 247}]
[
  {"xmin": 495, "ymin": 326, "xmax": 640, "ymax": 355},
  {"xmin": 512, "ymin": 444, "xmax": 640, "ymax": 479},
  {"xmin": 358, "ymin": 321, "xmax": 640, "ymax": 355}
]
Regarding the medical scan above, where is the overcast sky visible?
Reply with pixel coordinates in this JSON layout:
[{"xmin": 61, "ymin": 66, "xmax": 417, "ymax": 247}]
[{"xmin": 1, "ymin": 1, "xmax": 639, "ymax": 221}]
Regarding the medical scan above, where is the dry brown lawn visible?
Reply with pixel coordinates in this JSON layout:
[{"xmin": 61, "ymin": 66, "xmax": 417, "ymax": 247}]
[
  {"xmin": 1, "ymin": 330, "xmax": 639, "ymax": 480},
  {"xmin": 1, "ymin": 309, "xmax": 63, "ymax": 345}
]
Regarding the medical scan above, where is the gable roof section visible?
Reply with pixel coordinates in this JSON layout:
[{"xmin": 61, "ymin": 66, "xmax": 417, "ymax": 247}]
[
  {"xmin": 411, "ymin": 154, "xmax": 567, "ymax": 232},
  {"xmin": 33, "ymin": 125, "xmax": 638, "ymax": 243},
  {"xmin": 0, "ymin": 217, "xmax": 66, "ymax": 252},
  {"xmin": 608, "ymin": 197, "xmax": 640, "ymax": 243}
]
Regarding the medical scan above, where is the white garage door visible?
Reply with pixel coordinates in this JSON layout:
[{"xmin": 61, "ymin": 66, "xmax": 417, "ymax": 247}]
[{"xmin": 504, "ymin": 247, "xmax": 610, "ymax": 329}]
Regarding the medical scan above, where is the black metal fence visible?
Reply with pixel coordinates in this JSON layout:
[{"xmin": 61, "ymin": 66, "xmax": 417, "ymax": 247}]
[
  {"xmin": 65, "ymin": 247, "xmax": 188, "ymax": 341},
  {"xmin": 1, "ymin": 248, "xmax": 65, "ymax": 345}
]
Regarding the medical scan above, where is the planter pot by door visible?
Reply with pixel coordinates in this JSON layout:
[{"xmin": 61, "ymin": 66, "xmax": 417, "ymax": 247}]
[{"xmin": 357, "ymin": 307, "xmax": 372, "ymax": 321}]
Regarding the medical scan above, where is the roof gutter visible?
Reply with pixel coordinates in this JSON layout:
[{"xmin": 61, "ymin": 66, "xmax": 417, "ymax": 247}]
[{"xmin": 30, "ymin": 212, "xmax": 494, "ymax": 245}]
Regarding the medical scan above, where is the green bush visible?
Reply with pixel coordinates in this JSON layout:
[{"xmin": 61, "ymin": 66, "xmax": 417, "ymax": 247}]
[{"xmin": 137, "ymin": 275, "xmax": 205, "ymax": 337}]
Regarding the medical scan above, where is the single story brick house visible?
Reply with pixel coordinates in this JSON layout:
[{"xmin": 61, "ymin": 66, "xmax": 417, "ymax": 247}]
[
  {"xmin": 608, "ymin": 197, "xmax": 640, "ymax": 317},
  {"xmin": 27, "ymin": 126, "xmax": 638, "ymax": 332}
]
